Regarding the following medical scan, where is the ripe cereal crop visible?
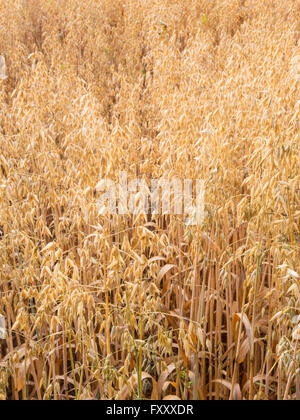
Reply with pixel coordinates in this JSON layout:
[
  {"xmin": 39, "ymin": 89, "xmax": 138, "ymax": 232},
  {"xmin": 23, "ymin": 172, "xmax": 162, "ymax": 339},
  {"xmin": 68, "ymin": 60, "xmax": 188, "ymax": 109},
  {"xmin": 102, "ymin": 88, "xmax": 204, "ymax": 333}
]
[{"xmin": 0, "ymin": 0, "xmax": 299, "ymax": 400}]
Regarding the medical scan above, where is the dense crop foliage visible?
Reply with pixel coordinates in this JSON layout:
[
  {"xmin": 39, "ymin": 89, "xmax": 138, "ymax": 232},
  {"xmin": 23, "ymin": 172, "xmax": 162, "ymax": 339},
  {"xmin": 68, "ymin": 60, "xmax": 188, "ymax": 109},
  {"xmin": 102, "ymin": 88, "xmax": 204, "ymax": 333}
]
[{"xmin": 0, "ymin": 0, "xmax": 299, "ymax": 400}]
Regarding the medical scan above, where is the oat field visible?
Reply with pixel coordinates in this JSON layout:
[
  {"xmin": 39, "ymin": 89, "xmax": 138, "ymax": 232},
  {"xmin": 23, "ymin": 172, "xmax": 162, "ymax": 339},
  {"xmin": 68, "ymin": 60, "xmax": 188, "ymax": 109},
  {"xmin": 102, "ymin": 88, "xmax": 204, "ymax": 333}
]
[{"xmin": 0, "ymin": 0, "xmax": 299, "ymax": 400}]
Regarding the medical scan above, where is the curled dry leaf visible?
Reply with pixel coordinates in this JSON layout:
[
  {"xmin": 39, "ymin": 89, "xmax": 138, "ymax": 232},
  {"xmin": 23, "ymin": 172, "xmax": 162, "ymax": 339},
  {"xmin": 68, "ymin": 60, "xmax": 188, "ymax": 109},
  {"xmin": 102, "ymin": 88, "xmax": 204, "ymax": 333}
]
[
  {"xmin": 15, "ymin": 360, "xmax": 26, "ymax": 393},
  {"xmin": 236, "ymin": 338, "xmax": 250, "ymax": 364},
  {"xmin": 156, "ymin": 264, "xmax": 176, "ymax": 286},
  {"xmin": 213, "ymin": 380, "xmax": 242, "ymax": 400},
  {"xmin": 242, "ymin": 375, "xmax": 275, "ymax": 393},
  {"xmin": 157, "ymin": 363, "xmax": 176, "ymax": 398},
  {"xmin": 116, "ymin": 372, "xmax": 158, "ymax": 400},
  {"xmin": 232, "ymin": 313, "xmax": 254, "ymax": 351}
]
